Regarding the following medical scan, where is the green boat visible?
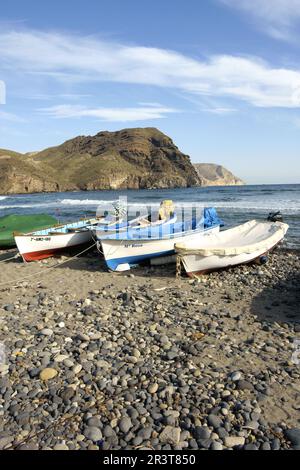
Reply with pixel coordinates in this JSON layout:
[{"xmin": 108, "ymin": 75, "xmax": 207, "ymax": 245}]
[{"xmin": 0, "ymin": 214, "xmax": 58, "ymax": 248}]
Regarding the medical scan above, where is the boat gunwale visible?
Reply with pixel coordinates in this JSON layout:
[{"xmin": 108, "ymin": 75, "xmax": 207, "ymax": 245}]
[
  {"xmin": 100, "ymin": 224, "xmax": 219, "ymax": 243},
  {"xmin": 14, "ymin": 217, "xmax": 101, "ymax": 237}
]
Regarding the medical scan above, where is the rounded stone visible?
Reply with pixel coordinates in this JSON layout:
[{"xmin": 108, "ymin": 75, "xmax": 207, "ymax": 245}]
[
  {"xmin": 148, "ymin": 383, "xmax": 159, "ymax": 394},
  {"xmin": 39, "ymin": 368, "xmax": 58, "ymax": 381},
  {"xmin": 211, "ymin": 441, "xmax": 223, "ymax": 450},
  {"xmin": 207, "ymin": 414, "xmax": 222, "ymax": 429},
  {"xmin": 119, "ymin": 417, "xmax": 133, "ymax": 434},
  {"xmin": 40, "ymin": 328, "xmax": 53, "ymax": 336},
  {"xmin": 224, "ymin": 436, "xmax": 245, "ymax": 448},
  {"xmin": 84, "ymin": 426, "xmax": 103, "ymax": 442},
  {"xmin": 230, "ymin": 371, "xmax": 242, "ymax": 381}
]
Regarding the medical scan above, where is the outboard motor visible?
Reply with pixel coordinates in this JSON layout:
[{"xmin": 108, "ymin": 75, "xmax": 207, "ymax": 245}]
[{"xmin": 267, "ymin": 211, "xmax": 283, "ymax": 222}]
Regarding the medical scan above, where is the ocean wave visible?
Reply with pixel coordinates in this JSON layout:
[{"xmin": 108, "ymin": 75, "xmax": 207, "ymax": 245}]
[
  {"xmin": 60, "ymin": 199, "xmax": 118, "ymax": 206},
  {"xmin": 0, "ymin": 203, "xmax": 51, "ymax": 209},
  {"xmin": 1, "ymin": 200, "xmax": 299, "ymax": 214},
  {"xmin": 0, "ymin": 196, "xmax": 7, "ymax": 201},
  {"xmin": 59, "ymin": 199, "xmax": 166, "ymax": 208},
  {"xmin": 212, "ymin": 201, "xmax": 300, "ymax": 213}
]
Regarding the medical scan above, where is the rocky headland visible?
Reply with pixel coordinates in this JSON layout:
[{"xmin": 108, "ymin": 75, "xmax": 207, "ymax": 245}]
[{"xmin": 0, "ymin": 128, "xmax": 244, "ymax": 195}]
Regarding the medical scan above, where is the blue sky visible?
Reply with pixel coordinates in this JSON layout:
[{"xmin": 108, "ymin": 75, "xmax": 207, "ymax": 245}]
[{"xmin": 1, "ymin": 0, "xmax": 300, "ymax": 184}]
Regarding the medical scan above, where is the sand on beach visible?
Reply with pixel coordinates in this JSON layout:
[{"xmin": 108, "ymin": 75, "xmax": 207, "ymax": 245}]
[{"xmin": 0, "ymin": 247, "xmax": 299, "ymax": 450}]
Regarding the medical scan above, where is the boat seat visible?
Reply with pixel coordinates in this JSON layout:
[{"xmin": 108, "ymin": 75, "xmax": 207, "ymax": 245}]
[{"xmin": 136, "ymin": 218, "xmax": 151, "ymax": 227}]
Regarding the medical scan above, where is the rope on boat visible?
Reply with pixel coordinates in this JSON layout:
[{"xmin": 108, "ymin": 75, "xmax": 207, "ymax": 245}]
[{"xmin": 0, "ymin": 242, "xmax": 97, "ymax": 288}]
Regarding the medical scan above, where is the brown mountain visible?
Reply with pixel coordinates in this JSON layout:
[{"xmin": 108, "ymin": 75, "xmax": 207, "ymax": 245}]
[
  {"xmin": 0, "ymin": 128, "xmax": 244, "ymax": 195},
  {"xmin": 0, "ymin": 128, "xmax": 200, "ymax": 194},
  {"xmin": 194, "ymin": 163, "xmax": 244, "ymax": 187}
]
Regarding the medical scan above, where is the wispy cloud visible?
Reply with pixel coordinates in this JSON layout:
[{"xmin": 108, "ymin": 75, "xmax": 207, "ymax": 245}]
[
  {"xmin": 1, "ymin": 29, "xmax": 300, "ymax": 109},
  {"xmin": 39, "ymin": 104, "xmax": 177, "ymax": 122},
  {"xmin": 204, "ymin": 106, "xmax": 236, "ymax": 115},
  {"xmin": 23, "ymin": 93, "xmax": 92, "ymax": 101},
  {"xmin": 219, "ymin": 0, "xmax": 300, "ymax": 41},
  {"xmin": 0, "ymin": 110, "xmax": 26, "ymax": 122}
]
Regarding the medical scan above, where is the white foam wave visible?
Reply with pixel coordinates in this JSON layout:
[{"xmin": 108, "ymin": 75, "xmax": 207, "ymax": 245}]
[
  {"xmin": 1, "ymin": 197, "xmax": 299, "ymax": 214},
  {"xmin": 60, "ymin": 199, "xmax": 163, "ymax": 208},
  {"xmin": 60, "ymin": 199, "xmax": 117, "ymax": 206},
  {"xmin": 60, "ymin": 198, "xmax": 300, "ymax": 212},
  {"xmin": 212, "ymin": 201, "xmax": 300, "ymax": 213},
  {"xmin": 0, "ymin": 204, "xmax": 50, "ymax": 209}
]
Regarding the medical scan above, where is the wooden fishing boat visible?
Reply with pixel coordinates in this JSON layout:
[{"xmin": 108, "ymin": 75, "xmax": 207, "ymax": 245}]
[
  {"xmin": 95, "ymin": 199, "xmax": 176, "ymax": 238},
  {"xmin": 0, "ymin": 214, "xmax": 57, "ymax": 249},
  {"xmin": 175, "ymin": 220, "xmax": 289, "ymax": 276},
  {"xmin": 99, "ymin": 208, "xmax": 223, "ymax": 272},
  {"xmin": 14, "ymin": 217, "xmax": 100, "ymax": 261}
]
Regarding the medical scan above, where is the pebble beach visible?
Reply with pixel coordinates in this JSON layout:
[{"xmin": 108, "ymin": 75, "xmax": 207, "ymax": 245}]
[{"xmin": 0, "ymin": 247, "xmax": 299, "ymax": 451}]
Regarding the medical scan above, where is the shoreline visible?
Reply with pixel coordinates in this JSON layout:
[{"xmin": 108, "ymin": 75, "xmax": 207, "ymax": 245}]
[
  {"xmin": 0, "ymin": 247, "xmax": 299, "ymax": 450},
  {"xmin": 0, "ymin": 183, "xmax": 247, "ymax": 198},
  {"xmin": 2, "ymin": 182, "xmax": 300, "ymax": 198}
]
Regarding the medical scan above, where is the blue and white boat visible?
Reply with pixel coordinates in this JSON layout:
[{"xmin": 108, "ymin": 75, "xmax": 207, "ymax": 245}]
[
  {"xmin": 99, "ymin": 208, "xmax": 223, "ymax": 272},
  {"xmin": 95, "ymin": 199, "xmax": 177, "ymax": 238}
]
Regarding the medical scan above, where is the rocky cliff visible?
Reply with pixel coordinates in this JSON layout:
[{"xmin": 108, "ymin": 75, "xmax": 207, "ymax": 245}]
[
  {"xmin": 0, "ymin": 150, "xmax": 59, "ymax": 194},
  {"xmin": 0, "ymin": 129, "xmax": 244, "ymax": 195},
  {"xmin": 0, "ymin": 128, "xmax": 200, "ymax": 194},
  {"xmin": 194, "ymin": 163, "xmax": 244, "ymax": 187}
]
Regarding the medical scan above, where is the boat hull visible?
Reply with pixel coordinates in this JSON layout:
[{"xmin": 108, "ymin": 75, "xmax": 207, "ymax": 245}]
[
  {"xmin": 101, "ymin": 226, "xmax": 220, "ymax": 271},
  {"xmin": 176, "ymin": 220, "xmax": 289, "ymax": 276},
  {"xmin": 15, "ymin": 231, "xmax": 94, "ymax": 262},
  {"xmin": 180, "ymin": 246, "xmax": 272, "ymax": 276}
]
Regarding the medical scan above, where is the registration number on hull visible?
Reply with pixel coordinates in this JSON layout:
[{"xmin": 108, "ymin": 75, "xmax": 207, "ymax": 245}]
[
  {"xmin": 124, "ymin": 243, "xmax": 143, "ymax": 248},
  {"xmin": 30, "ymin": 237, "xmax": 51, "ymax": 242}
]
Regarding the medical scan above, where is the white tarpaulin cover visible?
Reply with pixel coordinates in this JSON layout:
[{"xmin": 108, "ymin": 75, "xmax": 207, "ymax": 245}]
[{"xmin": 175, "ymin": 220, "xmax": 289, "ymax": 257}]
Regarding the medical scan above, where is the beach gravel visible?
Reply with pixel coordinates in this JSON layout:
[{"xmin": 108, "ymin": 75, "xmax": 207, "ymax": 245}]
[{"xmin": 0, "ymin": 248, "xmax": 299, "ymax": 450}]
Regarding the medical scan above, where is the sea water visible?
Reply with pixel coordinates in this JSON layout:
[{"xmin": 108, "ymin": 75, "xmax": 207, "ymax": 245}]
[{"xmin": 0, "ymin": 184, "xmax": 299, "ymax": 248}]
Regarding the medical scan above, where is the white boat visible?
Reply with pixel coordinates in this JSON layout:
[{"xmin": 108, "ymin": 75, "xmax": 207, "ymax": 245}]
[
  {"xmin": 96, "ymin": 212, "xmax": 177, "ymax": 238},
  {"xmin": 100, "ymin": 222, "xmax": 221, "ymax": 272},
  {"xmin": 99, "ymin": 207, "xmax": 223, "ymax": 272},
  {"xmin": 95, "ymin": 199, "xmax": 176, "ymax": 238},
  {"xmin": 15, "ymin": 218, "xmax": 100, "ymax": 262},
  {"xmin": 175, "ymin": 220, "xmax": 289, "ymax": 277}
]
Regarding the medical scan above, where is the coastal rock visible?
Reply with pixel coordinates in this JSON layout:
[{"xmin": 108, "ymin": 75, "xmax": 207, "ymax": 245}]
[
  {"xmin": 0, "ymin": 436, "xmax": 14, "ymax": 450},
  {"xmin": 84, "ymin": 427, "xmax": 103, "ymax": 442},
  {"xmin": 159, "ymin": 426, "xmax": 181, "ymax": 445},
  {"xmin": 207, "ymin": 414, "xmax": 222, "ymax": 429},
  {"xmin": 230, "ymin": 371, "xmax": 242, "ymax": 381},
  {"xmin": 39, "ymin": 368, "xmax": 58, "ymax": 381},
  {"xmin": 40, "ymin": 328, "xmax": 53, "ymax": 336},
  {"xmin": 148, "ymin": 383, "xmax": 159, "ymax": 394},
  {"xmin": 0, "ymin": 248, "xmax": 299, "ymax": 450},
  {"xmin": 0, "ymin": 128, "xmax": 200, "ymax": 194},
  {"xmin": 285, "ymin": 429, "xmax": 300, "ymax": 447},
  {"xmin": 195, "ymin": 426, "xmax": 211, "ymax": 439},
  {"xmin": 119, "ymin": 417, "xmax": 133, "ymax": 434},
  {"xmin": 224, "ymin": 436, "xmax": 245, "ymax": 448},
  {"xmin": 236, "ymin": 380, "xmax": 255, "ymax": 392},
  {"xmin": 194, "ymin": 163, "xmax": 244, "ymax": 187}
]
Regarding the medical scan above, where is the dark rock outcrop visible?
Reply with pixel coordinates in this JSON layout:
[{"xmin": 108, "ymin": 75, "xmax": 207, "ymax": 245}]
[
  {"xmin": 0, "ymin": 128, "xmax": 199, "ymax": 194},
  {"xmin": 0, "ymin": 130, "xmax": 245, "ymax": 195}
]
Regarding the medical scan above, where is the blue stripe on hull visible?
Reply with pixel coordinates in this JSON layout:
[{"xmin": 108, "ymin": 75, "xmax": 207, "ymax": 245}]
[{"xmin": 105, "ymin": 249, "xmax": 175, "ymax": 271}]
